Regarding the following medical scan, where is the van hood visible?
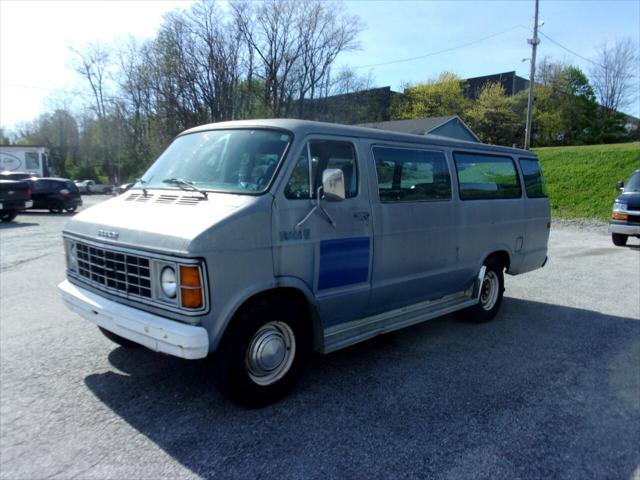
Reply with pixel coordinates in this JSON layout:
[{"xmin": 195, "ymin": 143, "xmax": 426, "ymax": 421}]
[
  {"xmin": 616, "ymin": 192, "xmax": 640, "ymax": 209},
  {"xmin": 63, "ymin": 190, "xmax": 256, "ymax": 254}
]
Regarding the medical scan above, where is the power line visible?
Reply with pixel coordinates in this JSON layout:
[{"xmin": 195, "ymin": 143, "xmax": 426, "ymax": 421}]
[
  {"xmin": 353, "ymin": 25, "xmax": 524, "ymax": 69},
  {"xmin": 537, "ymin": 31, "xmax": 601, "ymax": 67}
]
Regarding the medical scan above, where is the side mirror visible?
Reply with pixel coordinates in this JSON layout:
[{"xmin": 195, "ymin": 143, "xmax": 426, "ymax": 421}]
[
  {"xmin": 616, "ymin": 181, "xmax": 624, "ymax": 191},
  {"xmin": 322, "ymin": 168, "xmax": 346, "ymax": 201}
]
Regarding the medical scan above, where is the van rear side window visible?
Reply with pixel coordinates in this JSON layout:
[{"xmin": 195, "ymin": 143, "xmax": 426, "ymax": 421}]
[
  {"xmin": 454, "ymin": 152, "xmax": 521, "ymax": 200},
  {"xmin": 519, "ymin": 158, "xmax": 547, "ymax": 198},
  {"xmin": 373, "ymin": 146, "xmax": 451, "ymax": 202}
]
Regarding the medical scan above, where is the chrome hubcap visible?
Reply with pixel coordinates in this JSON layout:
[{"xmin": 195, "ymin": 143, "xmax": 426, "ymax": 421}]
[
  {"xmin": 245, "ymin": 321, "xmax": 296, "ymax": 386},
  {"xmin": 480, "ymin": 270, "xmax": 499, "ymax": 311}
]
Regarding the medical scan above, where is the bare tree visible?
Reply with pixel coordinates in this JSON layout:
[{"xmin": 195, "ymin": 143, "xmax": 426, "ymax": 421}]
[
  {"xmin": 590, "ymin": 38, "xmax": 638, "ymax": 113},
  {"xmin": 294, "ymin": 0, "xmax": 361, "ymax": 117},
  {"xmin": 70, "ymin": 42, "xmax": 112, "ymax": 119},
  {"xmin": 231, "ymin": 0, "xmax": 303, "ymax": 117}
]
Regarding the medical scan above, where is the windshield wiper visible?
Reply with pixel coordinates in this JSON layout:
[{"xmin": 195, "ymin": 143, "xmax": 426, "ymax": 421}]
[
  {"xmin": 135, "ymin": 177, "xmax": 149, "ymax": 196},
  {"xmin": 162, "ymin": 178, "xmax": 208, "ymax": 200}
]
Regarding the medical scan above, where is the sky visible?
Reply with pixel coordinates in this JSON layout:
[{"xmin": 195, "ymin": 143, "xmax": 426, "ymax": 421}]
[{"xmin": 1, "ymin": 0, "xmax": 639, "ymax": 131}]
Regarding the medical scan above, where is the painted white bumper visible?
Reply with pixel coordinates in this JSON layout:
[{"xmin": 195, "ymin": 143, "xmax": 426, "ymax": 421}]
[{"xmin": 58, "ymin": 279, "xmax": 209, "ymax": 359}]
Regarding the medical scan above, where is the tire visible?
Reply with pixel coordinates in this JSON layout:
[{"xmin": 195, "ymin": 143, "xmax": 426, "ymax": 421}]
[
  {"xmin": 98, "ymin": 327, "xmax": 141, "ymax": 348},
  {"xmin": 612, "ymin": 233, "xmax": 628, "ymax": 246},
  {"xmin": 0, "ymin": 210, "xmax": 17, "ymax": 222},
  {"xmin": 458, "ymin": 257, "xmax": 505, "ymax": 323},
  {"xmin": 216, "ymin": 296, "xmax": 311, "ymax": 408},
  {"xmin": 64, "ymin": 206, "xmax": 77, "ymax": 213},
  {"xmin": 49, "ymin": 201, "xmax": 63, "ymax": 214}
]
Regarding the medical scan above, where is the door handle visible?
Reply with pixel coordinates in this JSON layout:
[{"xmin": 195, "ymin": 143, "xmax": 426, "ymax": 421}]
[{"xmin": 353, "ymin": 211, "xmax": 370, "ymax": 220}]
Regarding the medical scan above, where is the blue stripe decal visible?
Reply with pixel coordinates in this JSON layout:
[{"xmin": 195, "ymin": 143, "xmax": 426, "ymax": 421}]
[{"xmin": 318, "ymin": 237, "xmax": 370, "ymax": 290}]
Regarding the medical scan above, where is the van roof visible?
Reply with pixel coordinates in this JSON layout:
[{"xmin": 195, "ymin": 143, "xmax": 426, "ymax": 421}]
[{"xmin": 181, "ymin": 118, "xmax": 535, "ymax": 157}]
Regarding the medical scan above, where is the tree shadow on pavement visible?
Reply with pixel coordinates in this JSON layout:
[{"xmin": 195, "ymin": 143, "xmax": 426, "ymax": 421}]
[{"xmin": 84, "ymin": 298, "xmax": 640, "ymax": 480}]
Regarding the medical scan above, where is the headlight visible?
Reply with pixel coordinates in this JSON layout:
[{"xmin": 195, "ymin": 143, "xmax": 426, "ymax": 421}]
[
  {"xmin": 613, "ymin": 201, "xmax": 627, "ymax": 212},
  {"xmin": 160, "ymin": 266, "xmax": 177, "ymax": 298},
  {"xmin": 65, "ymin": 240, "xmax": 78, "ymax": 272}
]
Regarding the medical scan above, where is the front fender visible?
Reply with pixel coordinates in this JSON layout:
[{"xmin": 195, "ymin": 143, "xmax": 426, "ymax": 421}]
[{"xmin": 208, "ymin": 276, "xmax": 320, "ymax": 352}]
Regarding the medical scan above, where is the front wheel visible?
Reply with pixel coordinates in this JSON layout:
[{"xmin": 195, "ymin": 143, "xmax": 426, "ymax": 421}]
[
  {"xmin": 612, "ymin": 233, "xmax": 628, "ymax": 246},
  {"xmin": 64, "ymin": 206, "xmax": 77, "ymax": 213},
  {"xmin": 216, "ymin": 297, "xmax": 310, "ymax": 408},
  {"xmin": 0, "ymin": 210, "xmax": 17, "ymax": 222},
  {"xmin": 458, "ymin": 258, "xmax": 505, "ymax": 323}
]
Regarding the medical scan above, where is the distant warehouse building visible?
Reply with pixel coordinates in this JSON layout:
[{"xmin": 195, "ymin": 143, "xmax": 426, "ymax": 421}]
[{"xmin": 464, "ymin": 71, "xmax": 529, "ymax": 99}]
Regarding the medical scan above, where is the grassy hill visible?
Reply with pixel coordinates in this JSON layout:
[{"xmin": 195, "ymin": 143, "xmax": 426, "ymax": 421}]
[{"xmin": 533, "ymin": 142, "xmax": 640, "ymax": 221}]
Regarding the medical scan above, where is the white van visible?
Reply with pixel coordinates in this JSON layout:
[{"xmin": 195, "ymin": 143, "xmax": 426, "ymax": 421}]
[{"xmin": 59, "ymin": 119, "xmax": 550, "ymax": 406}]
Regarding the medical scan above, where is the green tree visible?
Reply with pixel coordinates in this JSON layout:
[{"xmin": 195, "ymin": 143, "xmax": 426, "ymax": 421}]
[
  {"xmin": 533, "ymin": 64, "xmax": 598, "ymax": 146},
  {"xmin": 391, "ymin": 72, "xmax": 467, "ymax": 119},
  {"xmin": 463, "ymin": 82, "xmax": 519, "ymax": 146}
]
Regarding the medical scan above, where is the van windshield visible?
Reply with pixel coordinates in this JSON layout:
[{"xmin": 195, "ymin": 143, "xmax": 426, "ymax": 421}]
[
  {"xmin": 624, "ymin": 171, "xmax": 640, "ymax": 193},
  {"xmin": 136, "ymin": 129, "xmax": 292, "ymax": 194}
]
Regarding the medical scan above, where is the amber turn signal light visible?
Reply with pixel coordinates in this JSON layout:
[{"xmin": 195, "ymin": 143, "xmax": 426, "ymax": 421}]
[
  {"xmin": 611, "ymin": 212, "xmax": 628, "ymax": 220},
  {"xmin": 181, "ymin": 287, "xmax": 203, "ymax": 309},
  {"xmin": 180, "ymin": 266, "xmax": 201, "ymax": 286}
]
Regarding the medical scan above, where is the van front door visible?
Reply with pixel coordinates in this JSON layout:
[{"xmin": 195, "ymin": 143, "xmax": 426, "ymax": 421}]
[{"xmin": 273, "ymin": 137, "xmax": 373, "ymax": 328}]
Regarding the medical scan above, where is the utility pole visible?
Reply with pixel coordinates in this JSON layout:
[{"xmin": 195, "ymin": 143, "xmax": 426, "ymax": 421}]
[{"xmin": 524, "ymin": 0, "xmax": 540, "ymax": 150}]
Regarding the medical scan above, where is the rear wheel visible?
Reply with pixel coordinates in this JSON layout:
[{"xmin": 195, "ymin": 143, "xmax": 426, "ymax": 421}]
[
  {"xmin": 612, "ymin": 233, "xmax": 628, "ymax": 246},
  {"xmin": 458, "ymin": 258, "xmax": 505, "ymax": 323},
  {"xmin": 98, "ymin": 327, "xmax": 141, "ymax": 348},
  {"xmin": 216, "ymin": 296, "xmax": 310, "ymax": 407},
  {"xmin": 0, "ymin": 210, "xmax": 17, "ymax": 222},
  {"xmin": 49, "ymin": 201, "xmax": 63, "ymax": 214},
  {"xmin": 64, "ymin": 206, "xmax": 77, "ymax": 213}
]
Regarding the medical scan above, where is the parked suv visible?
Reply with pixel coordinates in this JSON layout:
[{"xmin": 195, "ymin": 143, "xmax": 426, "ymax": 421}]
[
  {"xmin": 610, "ymin": 168, "xmax": 640, "ymax": 246},
  {"xmin": 0, "ymin": 179, "xmax": 32, "ymax": 222},
  {"xmin": 30, "ymin": 178, "xmax": 83, "ymax": 213}
]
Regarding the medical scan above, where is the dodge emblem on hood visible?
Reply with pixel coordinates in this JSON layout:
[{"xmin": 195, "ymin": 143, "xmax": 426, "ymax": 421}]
[{"xmin": 98, "ymin": 229, "xmax": 119, "ymax": 240}]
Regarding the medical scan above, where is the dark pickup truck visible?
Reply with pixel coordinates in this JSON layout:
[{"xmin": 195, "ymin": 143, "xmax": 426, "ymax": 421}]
[{"xmin": 0, "ymin": 180, "xmax": 33, "ymax": 222}]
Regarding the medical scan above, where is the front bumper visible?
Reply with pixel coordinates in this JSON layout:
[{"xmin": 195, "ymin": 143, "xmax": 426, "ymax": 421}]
[
  {"xmin": 58, "ymin": 279, "xmax": 209, "ymax": 359},
  {"xmin": 608, "ymin": 222, "xmax": 640, "ymax": 236}
]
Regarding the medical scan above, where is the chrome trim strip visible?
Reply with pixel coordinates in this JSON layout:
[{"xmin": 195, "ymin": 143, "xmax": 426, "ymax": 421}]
[{"xmin": 323, "ymin": 268, "xmax": 485, "ymax": 354}]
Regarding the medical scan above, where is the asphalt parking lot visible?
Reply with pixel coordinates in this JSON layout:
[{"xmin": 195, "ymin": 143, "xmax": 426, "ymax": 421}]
[{"xmin": 1, "ymin": 197, "xmax": 639, "ymax": 479}]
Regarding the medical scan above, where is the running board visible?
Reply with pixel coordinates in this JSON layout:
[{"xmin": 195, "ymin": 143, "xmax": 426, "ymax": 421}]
[{"xmin": 322, "ymin": 266, "xmax": 485, "ymax": 354}]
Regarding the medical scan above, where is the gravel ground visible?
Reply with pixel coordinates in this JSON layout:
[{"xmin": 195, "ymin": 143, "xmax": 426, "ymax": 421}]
[{"xmin": 1, "ymin": 197, "xmax": 639, "ymax": 480}]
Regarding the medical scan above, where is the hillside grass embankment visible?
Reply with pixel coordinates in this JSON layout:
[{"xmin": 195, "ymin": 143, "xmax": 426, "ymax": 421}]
[{"xmin": 533, "ymin": 142, "xmax": 640, "ymax": 221}]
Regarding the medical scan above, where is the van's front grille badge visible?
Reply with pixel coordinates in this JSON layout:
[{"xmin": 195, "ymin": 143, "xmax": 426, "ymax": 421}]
[{"xmin": 75, "ymin": 243, "xmax": 152, "ymax": 299}]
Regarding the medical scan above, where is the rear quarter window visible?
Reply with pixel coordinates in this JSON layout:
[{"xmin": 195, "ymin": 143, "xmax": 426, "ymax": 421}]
[
  {"xmin": 454, "ymin": 152, "xmax": 521, "ymax": 200},
  {"xmin": 519, "ymin": 158, "xmax": 547, "ymax": 198},
  {"xmin": 65, "ymin": 181, "xmax": 79, "ymax": 192}
]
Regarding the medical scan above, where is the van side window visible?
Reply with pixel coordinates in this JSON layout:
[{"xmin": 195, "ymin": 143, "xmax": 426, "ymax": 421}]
[
  {"xmin": 373, "ymin": 146, "xmax": 451, "ymax": 202},
  {"xmin": 519, "ymin": 158, "xmax": 547, "ymax": 198},
  {"xmin": 454, "ymin": 152, "xmax": 521, "ymax": 200},
  {"xmin": 285, "ymin": 140, "xmax": 358, "ymax": 199},
  {"xmin": 284, "ymin": 153, "xmax": 311, "ymax": 199}
]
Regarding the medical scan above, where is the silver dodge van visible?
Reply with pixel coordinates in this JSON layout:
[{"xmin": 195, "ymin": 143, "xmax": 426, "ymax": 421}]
[{"xmin": 59, "ymin": 119, "xmax": 550, "ymax": 406}]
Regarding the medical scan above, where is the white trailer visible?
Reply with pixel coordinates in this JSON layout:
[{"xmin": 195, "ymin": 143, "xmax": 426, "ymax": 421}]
[{"xmin": 0, "ymin": 145, "xmax": 53, "ymax": 177}]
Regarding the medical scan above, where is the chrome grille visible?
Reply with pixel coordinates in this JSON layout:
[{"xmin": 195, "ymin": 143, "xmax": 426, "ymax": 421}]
[{"xmin": 76, "ymin": 243, "xmax": 152, "ymax": 299}]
